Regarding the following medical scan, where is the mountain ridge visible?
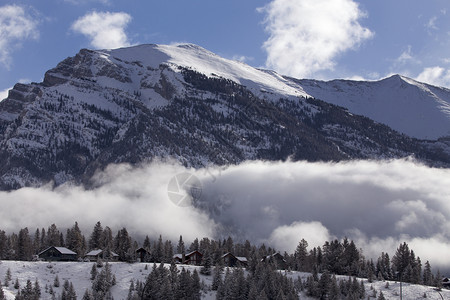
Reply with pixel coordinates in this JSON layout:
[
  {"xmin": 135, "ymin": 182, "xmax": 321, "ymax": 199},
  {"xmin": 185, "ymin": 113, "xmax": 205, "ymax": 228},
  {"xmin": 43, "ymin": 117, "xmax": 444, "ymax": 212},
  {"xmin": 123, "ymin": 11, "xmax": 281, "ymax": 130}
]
[{"xmin": 0, "ymin": 43, "xmax": 449, "ymax": 189}]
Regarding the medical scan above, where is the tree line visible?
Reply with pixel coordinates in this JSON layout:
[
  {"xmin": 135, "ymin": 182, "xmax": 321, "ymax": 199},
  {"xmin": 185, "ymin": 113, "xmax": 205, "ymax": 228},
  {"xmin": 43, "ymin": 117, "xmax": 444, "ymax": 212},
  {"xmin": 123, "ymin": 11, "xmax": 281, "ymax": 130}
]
[{"xmin": 0, "ymin": 222, "xmax": 443, "ymax": 289}]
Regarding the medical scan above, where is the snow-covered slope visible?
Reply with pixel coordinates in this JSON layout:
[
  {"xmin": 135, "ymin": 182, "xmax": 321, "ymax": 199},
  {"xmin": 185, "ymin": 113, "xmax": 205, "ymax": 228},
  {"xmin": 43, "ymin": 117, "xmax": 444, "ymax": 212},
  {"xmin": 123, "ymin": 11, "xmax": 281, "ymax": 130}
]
[
  {"xmin": 106, "ymin": 44, "xmax": 307, "ymax": 99},
  {"xmin": 288, "ymin": 75, "xmax": 450, "ymax": 139},
  {"xmin": 0, "ymin": 261, "xmax": 448, "ymax": 300},
  {"xmin": 0, "ymin": 43, "xmax": 449, "ymax": 189}
]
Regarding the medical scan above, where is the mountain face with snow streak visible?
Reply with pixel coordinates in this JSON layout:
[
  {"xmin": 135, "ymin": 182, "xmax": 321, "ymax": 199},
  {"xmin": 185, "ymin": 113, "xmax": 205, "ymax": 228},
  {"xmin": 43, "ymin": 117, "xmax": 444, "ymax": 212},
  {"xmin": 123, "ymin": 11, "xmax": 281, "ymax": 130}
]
[
  {"xmin": 289, "ymin": 75, "xmax": 450, "ymax": 140},
  {"xmin": 0, "ymin": 43, "xmax": 449, "ymax": 189}
]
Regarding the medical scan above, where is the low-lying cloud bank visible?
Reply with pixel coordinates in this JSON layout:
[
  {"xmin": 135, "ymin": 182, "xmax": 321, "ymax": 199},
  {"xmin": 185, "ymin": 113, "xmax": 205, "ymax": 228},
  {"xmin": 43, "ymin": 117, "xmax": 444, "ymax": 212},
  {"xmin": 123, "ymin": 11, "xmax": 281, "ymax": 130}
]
[{"xmin": 1, "ymin": 159, "xmax": 450, "ymax": 271}]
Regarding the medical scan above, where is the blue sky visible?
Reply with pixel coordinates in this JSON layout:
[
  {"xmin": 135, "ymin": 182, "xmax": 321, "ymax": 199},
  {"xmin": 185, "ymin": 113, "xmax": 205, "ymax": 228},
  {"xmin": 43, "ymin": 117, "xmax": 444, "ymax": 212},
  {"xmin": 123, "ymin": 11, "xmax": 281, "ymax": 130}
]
[{"xmin": 1, "ymin": 0, "xmax": 450, "ymax": 100}]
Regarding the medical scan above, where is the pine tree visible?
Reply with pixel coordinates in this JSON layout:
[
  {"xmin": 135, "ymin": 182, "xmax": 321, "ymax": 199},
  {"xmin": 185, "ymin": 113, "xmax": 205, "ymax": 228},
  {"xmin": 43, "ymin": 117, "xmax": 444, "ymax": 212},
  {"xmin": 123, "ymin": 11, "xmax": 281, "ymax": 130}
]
[
  {"xmin": 34, "ymin": 279, "xmax": 41, "ymax": 299},
  {"xmin": 46, "ymin": 224, "xmax": 61, "ymax": 247},
  {"xmin": 392, "ymin": 242, "xmax": 411, "ymax": 278},
  {"xmin": 4, "ymin": 268, "xmax": 11, "ymax": 286},
  {"xmin": 377, "ymin": 290, "xmax": 386, "ymax": 300},
  {"xmin": 0, "ymin": 280, "xmax": 4, "ymax": 300},
  {"xmin": 191, "ymin": 269, "xmax": 201, "ymax": 300},
  {"xmin": 90, "ymin": 263, "xmax": 97, "ymax": 280},
  {"xmin": 200, "ymin": 251, "xmax": 212, "ymax": 275},
  {"xmin": 89, "ymin": 222, "xmax": 103, "ymax": 251},
  {"xmin": 17, "ymin": 228, "xmax": 32, "ymax": 261},
  {"xmin": 20, "ymin": 279, "xmax": 33, "ymax": 300},
  {"xmin": 176, "ymin": 235, "xmax": 184, "ymax": 254},
  {"xmin": 114, "ymin": 228, "xmax": 132, "ymax": 262},
  {"xmin": 211, "ymin": 266, "xmax": 223, "ymax": 291},
  {"xmin": 318, "ymin": 270, "xmax": 331, "ymax": 299},
  {"xmin": 82, "ymin": 289, "xmax": 93, "ymax": 300},
  {"xmin": 423, "ymin": 261, "xmax": 433, "ymax": 286},
  {"xmin": 53, "ymin": 275, "xmax": 60, "ymax": 288},
  {"xmin": 294, "ymin": 239, "xmax": 308, "ymax": 271},
  {"xmin": 14, "ymin": 278, "xmax": 20, "ymax": 289},
  {"xmin": 329, "ymin": 275, "xmax": 340, "ymax": 300}
]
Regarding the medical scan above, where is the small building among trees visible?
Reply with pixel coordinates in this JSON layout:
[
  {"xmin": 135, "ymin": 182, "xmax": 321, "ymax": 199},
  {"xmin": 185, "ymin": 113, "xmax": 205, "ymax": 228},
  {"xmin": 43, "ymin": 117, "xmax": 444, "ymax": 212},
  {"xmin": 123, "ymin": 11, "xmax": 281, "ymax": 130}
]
[
  {"xmin": 136, "ymin": 247, "xmax": 150, "ymax": 262},
  {"xmin": 173, "ymin": 250, "xmax": 203, "ymax": 265},
  {"xmin": 222, "ymin": 252, "xmax": 248, "ymax": 267},
  {"xmin": 84, "ymin": 249, "xmax": 119, "ymax": 262},
  {"xmin": 38, "ymin": 246, "xmax": 77, "ymax": 261},
  {"xmin": 261, "ymin": 253, "xmax": 286, "ymax": 270}
]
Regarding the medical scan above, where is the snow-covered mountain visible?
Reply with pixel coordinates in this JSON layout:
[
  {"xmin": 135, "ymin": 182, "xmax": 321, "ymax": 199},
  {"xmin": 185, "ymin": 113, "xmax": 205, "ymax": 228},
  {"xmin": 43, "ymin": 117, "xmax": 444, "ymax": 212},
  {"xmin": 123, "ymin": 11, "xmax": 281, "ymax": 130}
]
[
  {"xmin": 0, "ymin": 43, "xmax": 449, "ymax": 189},
  {"xmin": 290, "ymin": 75, "xmax": 450, "ymax": 139}
]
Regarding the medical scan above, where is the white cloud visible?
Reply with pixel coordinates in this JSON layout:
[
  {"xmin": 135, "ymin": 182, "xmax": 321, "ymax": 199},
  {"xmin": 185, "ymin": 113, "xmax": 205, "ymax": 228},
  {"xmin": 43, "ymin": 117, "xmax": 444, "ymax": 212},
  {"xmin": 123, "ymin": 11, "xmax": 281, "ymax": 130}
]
[
  {"xmin": 0, "ymin": 87, "xmax": 11, "ymax": 101},
  {"xmin": 268, "ymin": 221, "xmax": 331, "ymax": 253},
  {"xmin": 395, "ymin": 45, "xmax": 419, "ymax": 65},
  {"xmin": 0, "ymin": 5, "xmax": 39, "ymax": 68},
  {"xmin": 196, "ymin": 159, "xmax": 450, "ymax": 270},
  {"xmin": 1, "ymin": 159, "xmax": 450, "ymax": 271},
  {"xmin": 64, "ymin": 0, "xmax": 110, "ymax": 4},
  {"xmin": 426, "ymin": 16, "xmax": 438, "ymax": 30},
  {"xmin": 71, "ymin": 11, "xmax": 132, "ymax": 49},
  {"xmin": 232, "ymin": 55, "xmax": 253, "ymax": 64},
  {"xmin": 0, "ymin": 162, "xmax": 217, "ymax": 242},
  {"xmin": 416, "ymin": 66, "xmax": 450, "ymax": 88},
  {"xmin": 259, "ymin": 0, "xmax": 373, "ymax": 78}
]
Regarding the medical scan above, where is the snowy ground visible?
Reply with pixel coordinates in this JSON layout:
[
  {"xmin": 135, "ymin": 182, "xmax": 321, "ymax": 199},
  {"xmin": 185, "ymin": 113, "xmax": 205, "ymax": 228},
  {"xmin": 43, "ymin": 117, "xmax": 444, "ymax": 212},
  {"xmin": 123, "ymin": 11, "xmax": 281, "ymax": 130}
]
[{"xmin": 0, "ymin": 260, "xmax": 449, "ymax": 299}]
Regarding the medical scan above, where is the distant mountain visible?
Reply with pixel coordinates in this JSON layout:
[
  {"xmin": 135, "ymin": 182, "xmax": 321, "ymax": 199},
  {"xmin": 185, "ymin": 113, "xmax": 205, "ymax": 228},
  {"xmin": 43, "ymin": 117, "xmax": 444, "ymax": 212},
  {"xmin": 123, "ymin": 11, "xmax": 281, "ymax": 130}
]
[
  {"xmin": 289, "ymin": 75, "xmax": 450, "ymax": 139},
  {"xmin": 0, "ymin": 44, "xmax": 449, "ymax": 189}
]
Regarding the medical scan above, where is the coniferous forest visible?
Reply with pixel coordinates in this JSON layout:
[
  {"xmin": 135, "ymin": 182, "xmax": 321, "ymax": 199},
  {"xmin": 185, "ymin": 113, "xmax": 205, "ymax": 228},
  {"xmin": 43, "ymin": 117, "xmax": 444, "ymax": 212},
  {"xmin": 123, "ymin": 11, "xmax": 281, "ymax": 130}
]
[{"xmin": 0, "ymin": 221, "xmax": 446, "ymax": 299}]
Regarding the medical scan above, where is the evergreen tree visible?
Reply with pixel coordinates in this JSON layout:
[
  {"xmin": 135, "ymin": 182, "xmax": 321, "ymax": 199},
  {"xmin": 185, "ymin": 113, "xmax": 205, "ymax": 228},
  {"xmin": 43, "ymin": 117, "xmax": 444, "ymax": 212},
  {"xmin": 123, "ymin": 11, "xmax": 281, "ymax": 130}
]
[
  {"xmin": 392, "ymin": 242, "xmax": 411, "ymax": 278},
  {"xmin": 53, "ymin": 275, "xmax": 60, "ymax": 288},
  {"xmin": 318, "ymin": 270, "xmax": 331, "ymax": 299},
  {"xmin": 46, "ymin": 224, "xmax": 61, "ymax": 247},
  {"xmin": 423, "ymin": 261, "xmax": 433, "ymax": 286},
  {"xmin": 4, "ymin": 268, "xmax": 12, "ymax": 286},
  {"xmin": 294, "ymin": 239, "xmax": 308, "ymax": 271},
  {"xmin": 377, "ymin": 290, "xmax": 386, "ymax": 300},
  {"xmin": 66, "ymin": 222, "xmax": 85, "ymax": 257},
  {"xmin": 211, "ymin": 266, "xmax": 223, "ymax": 291},
  {"xmin": 82, "ymin": 289, "xmax": 93, "ymax": 300},
  {"xmin": 20, "ymin": 279, "xmax": 34, "ymax": 300},
  {"xmin": 17, "ymin": 228, "xmax": 32, "ymax": 261},
  {"xmin": 90, "ymin": 263, "xmax": 97, "ymax": 280},
  {"xmin": 176, "ymin": 236, "xmax": 184, "ymax": 254},
  {"xmin": 34, "ymin": 279, "xmax": 41, "ymax": 300},
  {"xmin": 200, "ymin": 251, "xmax": 212, "ymax": 275},
  {"xmin": 329, "ymin": 275, "xmax": 339, "ymax": 300},
  {"xmin": 88, "ymin": 222, "xmax": 103, "ymax": 251},
  {"xmin": 114, "ymin": 228, "xmax": 132, "ymax": 262},
  {"xmin": 0, "ymin": 280, "xmax": 4, "ymax": 300}
]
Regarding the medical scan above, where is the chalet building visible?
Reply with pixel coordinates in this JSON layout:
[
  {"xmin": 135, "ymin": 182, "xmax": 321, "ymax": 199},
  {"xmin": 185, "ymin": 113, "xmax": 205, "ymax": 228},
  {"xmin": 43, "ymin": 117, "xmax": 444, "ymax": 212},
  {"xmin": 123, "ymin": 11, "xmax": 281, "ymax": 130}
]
[
  {"xmin": 222, "ymin": 252, "xmax": 248, "ymax": 268},
  {"xmin": 442, "ymin": 277, "xmax": 450, "ymax": 288},
  {"xmin": 261, "ymin": 253, "xmax": 287, "ymax": 270},
  {"xmin": 84, "ymin": 249, "xmax": 119, "ymax": 262},
  {"xmin": 38, "ymin": 246, "xmax": 77, "ymax": 261},
  {"xmin": 173, "ymin": 250, "xmax": 203, "ymax": 265},
  {"xmin": 136, "ymin": 247, "xmax": 150, "ymax": 262}
]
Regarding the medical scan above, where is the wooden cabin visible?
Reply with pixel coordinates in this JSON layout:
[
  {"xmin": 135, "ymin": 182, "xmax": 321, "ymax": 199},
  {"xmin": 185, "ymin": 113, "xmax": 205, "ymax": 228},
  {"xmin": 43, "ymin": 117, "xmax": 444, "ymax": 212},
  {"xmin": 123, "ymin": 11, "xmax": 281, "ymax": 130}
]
[
  {"xmin": 84, "ymin": 249, "xmax": 119, "ymax": 262},
  {"xmin": 38, "ymin": 246, "xmax": 77, "ymax": 261},
  {"xmin": 222, "ymin": 252, "xmax": 248, "ymax": 267}
]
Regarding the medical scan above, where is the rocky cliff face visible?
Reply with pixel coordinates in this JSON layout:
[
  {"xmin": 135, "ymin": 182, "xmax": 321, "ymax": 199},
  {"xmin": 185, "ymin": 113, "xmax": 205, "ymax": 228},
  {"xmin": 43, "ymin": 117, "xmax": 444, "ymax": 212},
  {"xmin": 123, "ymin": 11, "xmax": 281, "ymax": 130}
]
[{"xmin": 0, "ymin": 44, "xmax": 448, "ymax": 190}]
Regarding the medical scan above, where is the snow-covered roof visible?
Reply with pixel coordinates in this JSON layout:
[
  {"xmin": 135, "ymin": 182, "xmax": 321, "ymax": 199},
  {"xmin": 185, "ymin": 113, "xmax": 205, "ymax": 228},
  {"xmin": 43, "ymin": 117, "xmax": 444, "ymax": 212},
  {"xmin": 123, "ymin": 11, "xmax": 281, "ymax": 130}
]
[
  {"xmin": 39, "ymin": 246, "xmax": 76, "ymax": 256},
  {"xmin": 186, "ymin": 250, "xmax": 202, "ymax": 257},
  {"xmin": 54, "ymin": 247, "xmax": 77, "ymax": 255},
  {"xmin": 86, "ymin": 249, "xmax": 103, "ymax": 256},
  {"xmin": 85, "ymin": 249, "xmax": 118, "ymax": 257},
  {"xmin": 222, "ymin": 252, "xmax": 247, "ymax": 262}
]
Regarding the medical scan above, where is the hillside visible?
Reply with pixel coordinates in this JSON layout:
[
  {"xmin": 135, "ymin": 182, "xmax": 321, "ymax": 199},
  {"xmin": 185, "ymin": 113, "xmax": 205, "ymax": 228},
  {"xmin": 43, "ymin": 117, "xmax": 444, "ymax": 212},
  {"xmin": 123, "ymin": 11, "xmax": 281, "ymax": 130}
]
[
  {"xmin": 0, "ymin": 44, "xmax": 449, "ymax": 189},
  {"xmin": 0, "ymin": 261, "xmax": 448, "ymax": 300}
]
